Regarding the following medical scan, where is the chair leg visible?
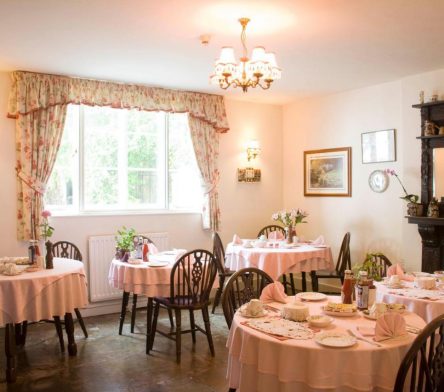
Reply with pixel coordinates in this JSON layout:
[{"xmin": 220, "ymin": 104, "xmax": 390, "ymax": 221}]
[
  {"xmin": 301, "ymin": 272, "xmax": 307, "ymax": 292},
  {"xmin": 14, "ymin": 321, "xmax": 27, "ymax": 347},
  {"xmin": 281, "ymin": 274, "xmax": 289, "ymax": 295},
  {"xmin": 189, "ymin": 310, "xmax": 196, "ymax": 344},
  {"xmin": 5, "ymin": 323, "xmax": 17, "ymax": 383},
  {"xmin": 289, "ymin": 273, "xmax": 296, "ymax": 295},
  {"xmin": 21, "ymin": 321, "xmax": 28, "ymax": 347},
  {"xmin": 175, "ymin": 308, "xmax": 182, "ymax": 363},
  {"xmin": 202, "ymin": 306, "xmax": 215, "ymax": 357},
  {"xmin": 53, "ymin": 316, "xmax": 65, "ymax": 352},
  {"xmin": 311, "ymin": 271, "xmax": 318, "ymax": 292},
  {"xmin": 167, "ymin": 308, "xmax": 175, "ymax": 329},
  {"xmin": 146, "ymin": 298, "xmax": 154, "ymax": 355},
  {"xmin": 212, "ymin": 275, "xmax": 225, "ymax": 314},
  {"xmin": 148, "ymin": 302, "xmax": 159, "ymax": 353},
  {"xmin": 74, "ymin": 308, "xmax": 88, "ymax": 338},
  {"xmin": 228, "ymin": 389, "xmax": 236, "ymax": 392},
  {"xmin": 131, "ymin": 294, "xmax": 138, "ymax": 333},
  {"xmin": 119, "ymin": 291, "xmax": 130, "ymax": 335}
]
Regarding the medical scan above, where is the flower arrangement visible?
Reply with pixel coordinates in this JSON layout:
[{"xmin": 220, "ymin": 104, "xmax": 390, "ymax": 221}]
[
  {"xmin": 271, "ymin": 209, "xmax": 308, "ymax": 227},
  {"xmin": 40, "ymin": 210, "xmax": 54, "ymax": 241},
  {"xmin": 385, "ymin": 169, "xmax": 419, "ymax": 204}
]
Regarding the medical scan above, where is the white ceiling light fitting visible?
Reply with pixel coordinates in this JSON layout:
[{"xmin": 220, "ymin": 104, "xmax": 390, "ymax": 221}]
[{"xmin": 210, "ymin": 18, "xmax": 282, "ymax": 93}]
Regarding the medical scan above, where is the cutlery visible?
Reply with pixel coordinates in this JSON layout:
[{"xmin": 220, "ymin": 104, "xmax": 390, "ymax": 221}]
[
  {"xmin": 406, "ymin": 325, "xmax": 422, "ymax": 334},
  {"xmin": 347, "ymin": 329, "xmax": 382, "ymax": 347}
]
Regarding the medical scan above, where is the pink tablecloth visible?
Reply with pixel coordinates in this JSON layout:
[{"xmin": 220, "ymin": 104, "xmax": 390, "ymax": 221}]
[
  {"xmin": 227, "ymin": 297, "xmax": 425, "ymax": 392},
  {"xmin": 225, "ymin": 243, "xmax": 334, "ymax": 280},
  {"xmin": 0, "ymin": 258, "xmax": 88, "ymax": 326},
  {"xmin": 375, "ymin": 281, "xmax": 444, "ymax": 323}
]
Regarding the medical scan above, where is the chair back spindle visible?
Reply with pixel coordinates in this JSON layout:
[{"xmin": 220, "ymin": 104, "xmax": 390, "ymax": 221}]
[{"xmin": 52, "ymin": 241, "xmax": 83, "ymax": 262}]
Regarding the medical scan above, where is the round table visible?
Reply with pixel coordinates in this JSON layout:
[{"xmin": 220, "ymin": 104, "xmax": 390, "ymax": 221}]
[
  {"xmin": 0, "ymin": 258, "xmax": 88, "ymax": 382},
  {"xmin": 225, "ymin": 242, "xmax": 334, "ymax": 282},
  {"xmin": 375, "ymin": 281, "xmax": 444, "ymax": 323},
  {"xmin": 226, "ymin": 297, "xmax": 425, "ymax": 392}
]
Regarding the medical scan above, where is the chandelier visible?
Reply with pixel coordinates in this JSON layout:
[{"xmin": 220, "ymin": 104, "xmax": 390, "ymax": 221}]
[{"xmin": 210, "ymin": 18, "xmax": 282, "ymax": 92}]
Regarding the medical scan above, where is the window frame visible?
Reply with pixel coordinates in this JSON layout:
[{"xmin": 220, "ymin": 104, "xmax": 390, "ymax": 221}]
[{"xmin": 47, "ymin": 105, "xmax": 202, "ymax": 217}]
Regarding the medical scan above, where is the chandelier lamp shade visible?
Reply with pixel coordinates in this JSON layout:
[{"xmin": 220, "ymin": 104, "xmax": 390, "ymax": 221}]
[{"xmin": 210, "ymin": 18, "xmax": 282, "ymax": 92}]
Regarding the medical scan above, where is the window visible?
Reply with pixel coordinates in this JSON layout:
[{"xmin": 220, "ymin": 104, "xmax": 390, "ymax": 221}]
[{"xmin": 45, "ymin": 105, "xmax": 203, "ymax": 214}]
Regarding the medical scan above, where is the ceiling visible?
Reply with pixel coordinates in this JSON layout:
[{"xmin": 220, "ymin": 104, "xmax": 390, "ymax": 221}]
[{"xmin": 1, "ymin": 0, "xmax": 444, "ymax": 104}]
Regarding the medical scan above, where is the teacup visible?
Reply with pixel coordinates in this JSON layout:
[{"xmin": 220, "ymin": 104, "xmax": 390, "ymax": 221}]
[
  {"xmin": 259, "ymin": 234, "xmax": 267, "ymax": 242},
  {"xmin": 245, "ymin": 299, "xmax": 263, "ymax": 316},
  {"xmin": 414, "ymin": 277, "xmax": 436, "ymax": 290},
  {"xmin": 3, "ymin": 263, "xmax": 18, "ymax": 276},
  {"xmin": 292, "ymin": 236, "xmax": 299, "ymax": 244},
  {"xmin": 389, "ymin": 275, "xmax": 400, "ymax": 285},
  {"xmin": 243, "ymin": 240, "xmax": 252, "ymax": 248}
]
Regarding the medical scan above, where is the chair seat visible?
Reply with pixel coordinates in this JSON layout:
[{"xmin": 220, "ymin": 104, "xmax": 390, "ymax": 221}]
[
  {"xmin": 154, "ymin": 296, "xmax": 209, "ymax": 309},
  {"xmin": 315, "ymin": 269, "xmax": 342, "ymax": 278}
]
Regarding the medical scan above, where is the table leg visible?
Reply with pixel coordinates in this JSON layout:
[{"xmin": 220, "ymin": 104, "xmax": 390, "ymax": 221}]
[
  {"xmin": 119, "ymin": 291, "xmax": 130, "ymax": 335},
  {"xmin": 5, "ymin": 323, "xmax": 17, "ymax": 383},
  {"xmin": 145, "ymin": 297, "xmax": 153, "ymax": 355},
  {"xmin": 64, "ymin": 313, "xmax": 77, "ymax": 356},
  {"xmin": 310, "ymin": 271, "xmax": 318, "ymax": 292},
  {"xmin": 14, "ymin": 321, "xmax": 27, "ymax": 347}
]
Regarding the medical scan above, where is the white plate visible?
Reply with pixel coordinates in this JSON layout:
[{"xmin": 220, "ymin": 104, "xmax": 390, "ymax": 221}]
[
  {"xmin": 322, "ymin": 309, "xmax": 358, "ymax": 317},
  {"xmin": 296, "ymin": 292, "xmax": 327, "ymax": 301},
  {"xmin": 315, "ymin": 332, "xmax": 357, "ymax": 348},
  {"xmin": 146, "ymin": 260, "xmax": 169, "ymax": 267},
  {"xmin": 312, "ymin": 245, "xmax": 327, "ymax": 248}
]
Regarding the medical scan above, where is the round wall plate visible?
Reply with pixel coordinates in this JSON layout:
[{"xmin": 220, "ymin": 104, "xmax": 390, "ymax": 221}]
[{"xmin": 368, "ymin": 170, "xmax": 389, "ymax": 193}]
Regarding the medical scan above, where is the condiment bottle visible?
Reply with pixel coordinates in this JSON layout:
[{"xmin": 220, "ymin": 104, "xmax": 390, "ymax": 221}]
[
  {"xmin": 138, "ymin": 237, "xmax": 143, "ymax": 259},
  {"xmin": 356, "ymin": 271, "xmax": 369, "ymax": 310},
  {"xmin": 368, "ymin": 279, "xmax": 376, "ymax": 308},
  {"xmin": 142, "ymin": 239, "xmax": 149, "ymax": 262},
  {"xmin": 341, "ymin": 269, "xmax": 353, "ymax": 304}
]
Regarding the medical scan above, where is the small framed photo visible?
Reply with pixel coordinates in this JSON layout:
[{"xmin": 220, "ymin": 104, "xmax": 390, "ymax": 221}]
[
  {"xmin": 304, "ymin": 147, "xmax": 352, "ymax": 197},
  {"xmin": 361, "ymin": 129, "xmax": 396, "ymax": 164}
]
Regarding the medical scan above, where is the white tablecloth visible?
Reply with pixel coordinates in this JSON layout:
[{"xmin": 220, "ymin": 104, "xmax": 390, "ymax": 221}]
[
  {"xmin": 375, "ymin": 281, "xmax": 444, "ymax": 323},
  {"xmin": 0, "ymin": 258, "xmax": 88, "ymax": 326},
  {"xmin": 227, "ymin": 297, "xmax": 425, "ymax": 392},
  {"xmin": 225, "ymin": 243, "xmax": 334, "ymax": 280}
]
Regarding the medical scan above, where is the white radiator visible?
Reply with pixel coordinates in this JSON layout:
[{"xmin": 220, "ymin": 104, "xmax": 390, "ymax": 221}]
[{"xmin": 88, "ymin": 232, "xmax": 169, "ymax": 302}]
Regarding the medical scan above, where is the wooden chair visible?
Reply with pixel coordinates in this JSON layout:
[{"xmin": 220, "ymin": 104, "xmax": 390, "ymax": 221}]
[
  {"xmin": 221, "ymin": 267, "xmax": 273, "ymax": 329},
  {"xmin": 311, "ymin": 232, "xmax": 351, "ymax": 293},
  {"xmin": 211, "ymin": 232, "xmax": 235, "ymax": 314},
  {"xmin": 368, "ymin": 253, "xmax": 392, "ymax": 278},
  {"xmin": 393, "ymin": 314, "xmax": 444, "ymax": 392},
  {"xmin": 257, "ymin": 224, "xmax": 300, "ymax": 295},
  {"xmin": 147, "ymin": 249, "xmax": 218, "ymax": 363}
]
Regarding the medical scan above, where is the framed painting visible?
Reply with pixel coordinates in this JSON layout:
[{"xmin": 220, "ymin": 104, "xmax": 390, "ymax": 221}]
[
  {"xmin": 361, "ymin": 129, "xmax": 396, "ymax": 164},
  {"xmin": 304, "ymin": 147, "xmax": 352, "ymax": 197}
]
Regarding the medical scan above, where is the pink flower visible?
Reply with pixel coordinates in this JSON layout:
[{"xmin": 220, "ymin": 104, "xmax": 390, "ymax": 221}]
[{"xmin": 41, "ymin": 210, "xmax": 52, "ymax": 218}]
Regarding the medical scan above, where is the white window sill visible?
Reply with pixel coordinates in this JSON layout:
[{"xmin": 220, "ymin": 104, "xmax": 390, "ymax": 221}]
[{"xmin": 50, "ymin": 210, "xmax": 202, "ymax": 218}]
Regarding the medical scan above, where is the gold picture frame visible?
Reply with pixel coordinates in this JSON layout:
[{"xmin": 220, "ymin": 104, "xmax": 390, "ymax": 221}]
[{"xmin": 304, "ymin": 147, "xmax": 352, "ymax": 197}]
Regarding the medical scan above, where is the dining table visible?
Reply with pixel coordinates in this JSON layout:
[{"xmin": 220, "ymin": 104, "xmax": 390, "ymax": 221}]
[
  {"xmin": 226, "ymin": 295, "xmax": 425, "ymax": 392},
  {"xmin": 0, "ymin": 258, "xmax": 88, "ymax": 382},
  {"xmin": 375, "ymin": 280, "xmax": 444, "ymax": 323},
  {"xmin": 225, "ymin": 241, "xmax": 334, "ymax": 290}
]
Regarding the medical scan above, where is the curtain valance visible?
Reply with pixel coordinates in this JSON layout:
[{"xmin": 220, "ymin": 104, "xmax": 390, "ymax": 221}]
[{"xmin": 7, "ymin": 71, "xmax": 229, "ymax": 133}]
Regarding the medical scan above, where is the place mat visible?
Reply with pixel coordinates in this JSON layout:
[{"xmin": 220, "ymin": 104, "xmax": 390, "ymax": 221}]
[
  {"xmin": 242, "ymin": 317, "xmax": 314, "ymax": 340},
  {"xmin": 388, "ymin": 288, "xmax": 444, "ymax": 300}
]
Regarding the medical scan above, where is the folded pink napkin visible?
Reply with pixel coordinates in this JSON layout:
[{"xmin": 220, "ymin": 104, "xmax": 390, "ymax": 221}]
[
  {"xmin": 374, "ymin": 312, "xmax": 407, "ymax": 342},
  {"xmin": 259, "ymin": 281, "xmax": 288, "ymax": 303},
  {"xmin": 387, "ymin": 263, "xmax": 414, "ymax": 282},
  {"xmin": 149, "ymin": 244, "xmax": 159, "ymax": 255},
  {"xmin": 268, "ymin": 231, "xmax": 284, "ymax": 240},
  {"xmin": 232, "ymin": 234, "xmax": 242, "ymax": 245},
  {"xmin": 311, "ymin": 235, "xmax": 325, "ymax": 245}
]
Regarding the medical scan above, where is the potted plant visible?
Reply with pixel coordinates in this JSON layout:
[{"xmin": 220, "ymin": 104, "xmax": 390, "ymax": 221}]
[
  {"xmin": 385, "ymin": 169, "xmax": 423, "ymax": 216},
  {"xmin": 352, "ymin": 253, "xmax": 386, "ymax": 282},
  {"xmin": 115, "ymin": 226, "xmax": 136, "ymax": 262}
]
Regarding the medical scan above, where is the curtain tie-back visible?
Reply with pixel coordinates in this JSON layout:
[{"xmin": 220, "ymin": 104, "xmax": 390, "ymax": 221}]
[
  {"xmin": 16, "ymin": 168, "xmax": 46, "ymax": 195},
  {"xmin": 204, "ymin": 170, "xmax": 220, "ymax": 196}
]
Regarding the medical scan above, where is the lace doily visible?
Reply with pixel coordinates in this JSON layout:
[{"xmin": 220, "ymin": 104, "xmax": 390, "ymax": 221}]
[{"xmin": 245, "ymin": 317, "xmax": 314, "ymax": 340}]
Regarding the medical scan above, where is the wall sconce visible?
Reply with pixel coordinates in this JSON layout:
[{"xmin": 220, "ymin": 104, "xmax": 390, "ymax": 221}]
[
  {"xmin": 246, "ymin": 139, "xmax": 261, "ymax": 161},
  {"xmin": 238, "ymin": 140, "xmax": 261, "ymax": 182}
]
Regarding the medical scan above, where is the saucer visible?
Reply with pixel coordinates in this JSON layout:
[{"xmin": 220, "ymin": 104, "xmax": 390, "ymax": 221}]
[{"xmin": 239, "ymin": 305, "xmax": 269, "ymax": 318}]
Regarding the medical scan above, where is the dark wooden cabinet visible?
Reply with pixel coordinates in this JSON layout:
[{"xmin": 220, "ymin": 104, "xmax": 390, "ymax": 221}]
[{"xmin": 410, "ymin": 100, "xmax": 444, "ymax": 272}]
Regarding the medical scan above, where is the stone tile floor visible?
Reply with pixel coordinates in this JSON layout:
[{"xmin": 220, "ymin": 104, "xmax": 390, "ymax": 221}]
[{"xmin": 0, "ymin": 309, "xmax": 230, "ymax": 392}]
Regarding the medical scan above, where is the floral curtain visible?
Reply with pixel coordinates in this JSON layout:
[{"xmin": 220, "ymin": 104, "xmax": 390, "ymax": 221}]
[
  {"xmin": 8, "ymin": 71, "xmax": 229, "ymax": 239},
  {"xmin": 188, "ymin": 116, "xmax": 221, "ymax": 231},
  {"xmin": 15, "ymin": 105, "xmax": 67, "ymax": 240}
]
